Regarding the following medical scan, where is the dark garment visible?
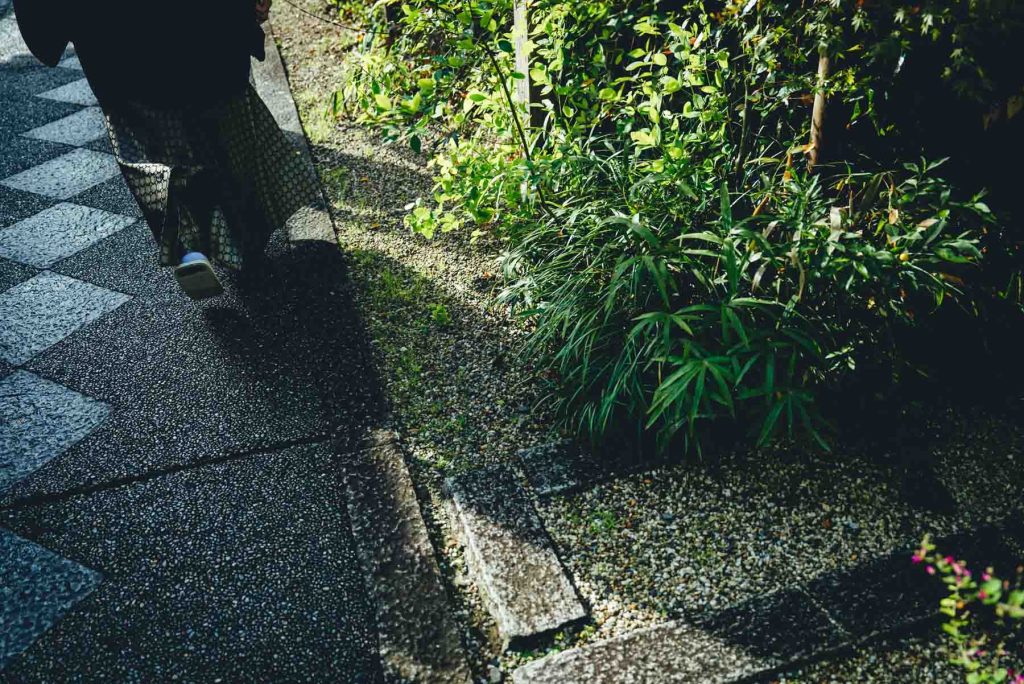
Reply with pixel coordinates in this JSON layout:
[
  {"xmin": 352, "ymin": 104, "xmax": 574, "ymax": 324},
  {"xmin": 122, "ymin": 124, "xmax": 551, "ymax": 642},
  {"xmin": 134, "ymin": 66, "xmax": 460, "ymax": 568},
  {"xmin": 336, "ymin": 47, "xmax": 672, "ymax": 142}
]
[
  {"xmin": 104, "ymin": 85, "xmax": 320, "ymax": 269},
  {"xmin": 14, "ymin": 0, "xmax": 264, "ymax": 106}
]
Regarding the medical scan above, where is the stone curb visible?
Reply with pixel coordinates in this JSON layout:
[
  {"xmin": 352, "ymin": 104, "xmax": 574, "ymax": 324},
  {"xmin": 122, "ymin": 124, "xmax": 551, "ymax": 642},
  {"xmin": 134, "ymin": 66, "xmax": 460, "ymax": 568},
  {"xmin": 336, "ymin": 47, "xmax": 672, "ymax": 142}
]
[
  {"xmin": 254, "ymin": 32, "xmax": 472, "ymax": 681},
  {"xmin": 341, "ymin": 431, "xmax": 473, "ymax": 683},
  {"xmin": 252, "ymin": 24, "xmax": 335, "ymax": 245},
  {"xmin": 445, "ymin": 465, "xmax": 587, "ymax": 649}
]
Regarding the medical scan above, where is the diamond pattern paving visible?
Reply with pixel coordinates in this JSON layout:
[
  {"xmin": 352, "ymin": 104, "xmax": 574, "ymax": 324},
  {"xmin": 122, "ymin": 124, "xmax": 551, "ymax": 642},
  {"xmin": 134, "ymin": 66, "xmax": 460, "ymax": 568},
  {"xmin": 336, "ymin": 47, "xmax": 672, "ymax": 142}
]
[
  {"xmin": 35, "ymin": 78, "xmax": 98, "ymax": 106},
  {"xmin": 0, "ymin": 271, "xmax": 129, "ymax": 365},
  {"xmin": 57, "ymin": 55, "xmax": 82, "ymax": 71},
  {"xmin": 0, "ymin": 202, "xmax": 135, "ymax": 268},
  {"xmin": 0, "ymin": 529, "xmax": 101, "ymax": 670},
  {"xmin": 0, "ymin": 370, "xmax": 111, "ymax": 493},
  {"xmin": 0, "ymin": 148, "xmax": 120, "ymax": 200},
  {"xmin": 22, "ymin": 107, "xmax": 106, "ymax": 147}
]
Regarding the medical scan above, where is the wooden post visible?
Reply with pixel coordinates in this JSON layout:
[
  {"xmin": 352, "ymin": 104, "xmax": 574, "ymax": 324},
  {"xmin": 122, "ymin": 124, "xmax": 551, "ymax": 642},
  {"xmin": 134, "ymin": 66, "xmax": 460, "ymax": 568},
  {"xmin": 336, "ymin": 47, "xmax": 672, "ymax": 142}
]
[
  {"xmin": 807, "ymin": 47, "xmax": 830, "ymax": 172},
  {"xmin": 513, "ymin": 0, "xmax": 542, "ymax": 127}
]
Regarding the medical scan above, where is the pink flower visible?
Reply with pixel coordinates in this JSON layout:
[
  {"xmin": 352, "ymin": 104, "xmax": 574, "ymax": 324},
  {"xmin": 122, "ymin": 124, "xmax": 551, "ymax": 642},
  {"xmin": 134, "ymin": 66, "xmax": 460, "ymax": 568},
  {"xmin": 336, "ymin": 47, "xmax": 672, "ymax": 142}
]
[
  {"xmin": 945, "ymin": 555, "xmax": 955, "ymax": 564},
  {"xmin": 982, "ymin": 573, "xmax": 991, "ymax": 581},
  {"xmin": 978, "ymin": 590, "xmax": 988, "ymax": 599},
  {"xmin": 912, "ymin": 554, "xmax": 924, "ymax": 564},
  {"xmin": 927, "ymin": 565, "xmax": 936, "ymax": 575}
]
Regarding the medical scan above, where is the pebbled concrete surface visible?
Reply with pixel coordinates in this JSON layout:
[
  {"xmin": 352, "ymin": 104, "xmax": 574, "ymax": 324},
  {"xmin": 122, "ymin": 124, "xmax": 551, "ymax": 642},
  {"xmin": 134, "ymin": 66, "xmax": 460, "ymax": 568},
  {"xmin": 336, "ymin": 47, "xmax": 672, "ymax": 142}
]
[
  {"xmin": 512, "ymin": 590, "xmax": 847, "ymax": 684},
  {"xmin": 1, "ymin": 445, "xmax": 382, "ymax": 681}
]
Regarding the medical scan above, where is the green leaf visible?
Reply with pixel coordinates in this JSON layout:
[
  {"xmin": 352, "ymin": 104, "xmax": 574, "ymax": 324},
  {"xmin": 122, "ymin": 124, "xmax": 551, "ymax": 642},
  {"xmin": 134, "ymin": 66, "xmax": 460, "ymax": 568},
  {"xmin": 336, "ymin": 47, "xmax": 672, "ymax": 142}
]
[{"xmin": 498, "ymin": 39, "xmax": 514, "ymax": 53}]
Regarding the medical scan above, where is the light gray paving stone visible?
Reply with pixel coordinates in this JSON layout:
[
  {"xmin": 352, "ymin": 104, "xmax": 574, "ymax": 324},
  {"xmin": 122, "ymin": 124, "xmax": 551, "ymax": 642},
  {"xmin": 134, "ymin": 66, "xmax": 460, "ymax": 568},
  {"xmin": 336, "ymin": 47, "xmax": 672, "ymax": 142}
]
[
  {"xmin": 35, "ymin": 78, "xmax": 97, "ymax": 106},
  {"xmin": 57, "ymin": 54, "xmax": 82, "ymax": 71},
  {"xmin": 0, "ymin": 271, "xmax": 129, "ymax": 365},
  {"xmin": 0, "ymin": 148, "xmax": 119, "ymax": 200},
  {"xmin": 0, "ymin": 202, "xmax": 135, "ymax": 268},
  {"xmin": 22, "ymin": 107, "xmax": 106, "ymax": 147},
  {"xmin": 0, "ymin": 529, "xmax": 101, "ymax": 669},
  {"xmin": 445, "ymin": 465, "xmax": 587, "ymax": 647},
  {"xmin": 341, "ymin": 430, "xmax": 472, "ymax": 683},
  {"xmin": 0, "ymin": 370, "xmax": 110, "ymax": 493}
]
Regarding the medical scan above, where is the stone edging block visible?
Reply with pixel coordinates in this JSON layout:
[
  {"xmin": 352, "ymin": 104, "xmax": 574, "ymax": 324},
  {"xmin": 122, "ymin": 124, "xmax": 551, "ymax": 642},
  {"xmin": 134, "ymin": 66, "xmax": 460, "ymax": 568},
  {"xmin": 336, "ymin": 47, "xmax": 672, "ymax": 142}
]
[
  {"xmin": 445, "ymin": 464, "xmax": 587, "ymax": 648},
  {"xmin": 341, "ymin": 431, "xmax": 473, "ymax": 684}
]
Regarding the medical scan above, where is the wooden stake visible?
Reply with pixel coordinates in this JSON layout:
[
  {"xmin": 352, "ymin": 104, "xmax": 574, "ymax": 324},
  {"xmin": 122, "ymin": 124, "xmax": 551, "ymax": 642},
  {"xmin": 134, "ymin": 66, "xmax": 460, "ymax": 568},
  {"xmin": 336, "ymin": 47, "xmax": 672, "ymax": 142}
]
[{"xmin": 807, "ymin": 48, "xmax": 830, "ymax": 172}]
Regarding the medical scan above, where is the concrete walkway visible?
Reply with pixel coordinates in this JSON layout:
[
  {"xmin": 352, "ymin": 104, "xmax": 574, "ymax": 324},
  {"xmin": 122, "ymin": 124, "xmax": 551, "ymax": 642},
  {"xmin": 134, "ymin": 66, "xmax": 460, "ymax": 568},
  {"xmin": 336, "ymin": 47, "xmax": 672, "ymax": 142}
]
[{"xmin": 0, "ymin": 9, "xmax": 387, "ymax": 681}]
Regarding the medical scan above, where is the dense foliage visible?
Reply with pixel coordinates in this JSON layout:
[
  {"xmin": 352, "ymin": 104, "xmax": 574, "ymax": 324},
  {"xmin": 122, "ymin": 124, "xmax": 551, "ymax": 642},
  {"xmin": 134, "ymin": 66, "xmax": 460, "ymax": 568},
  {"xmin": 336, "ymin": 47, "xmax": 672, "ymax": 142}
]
[
  {"xmin": 331, "ymin": 0, "xmax": 1023, "ymax": 454},
  {"xmin": 917, "ymin": 537, "xmax": 1024, "ymax": 683}
]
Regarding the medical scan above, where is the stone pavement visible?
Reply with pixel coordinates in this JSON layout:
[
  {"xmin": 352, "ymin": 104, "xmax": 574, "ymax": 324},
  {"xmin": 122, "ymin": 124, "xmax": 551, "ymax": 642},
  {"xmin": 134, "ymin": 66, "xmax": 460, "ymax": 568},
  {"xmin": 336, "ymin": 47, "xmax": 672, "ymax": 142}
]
[{"xmin": 0, "ymin": 8, "xmax": 391, "ymax": 681}]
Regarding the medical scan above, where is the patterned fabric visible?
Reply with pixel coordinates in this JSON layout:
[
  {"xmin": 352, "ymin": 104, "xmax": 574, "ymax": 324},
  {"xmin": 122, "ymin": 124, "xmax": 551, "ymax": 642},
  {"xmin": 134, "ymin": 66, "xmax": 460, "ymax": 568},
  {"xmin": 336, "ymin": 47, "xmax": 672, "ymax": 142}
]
[{"xmin": 103, "ymin": 84, "xmax": 318, "ymax": 268}]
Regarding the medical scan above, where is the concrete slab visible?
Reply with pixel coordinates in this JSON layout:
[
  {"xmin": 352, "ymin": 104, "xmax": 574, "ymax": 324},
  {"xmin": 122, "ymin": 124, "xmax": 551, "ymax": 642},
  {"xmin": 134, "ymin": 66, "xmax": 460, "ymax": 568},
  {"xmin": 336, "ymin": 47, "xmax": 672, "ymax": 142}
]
[
  {"xmin": 805, "ymin": 527, "xmax": 1017, "ymax": 640},
  {"xmin": 3, "ymin": 245, "xmax": 382, "ymax": 502},
  {"xmin": 341, "ymin": 431, "xmax": 472, "ymax": 683},
  {"xmin": 446, "ymin": 465, "xmax": 587, "ymax": 646},
  {"xmin": 0, "ymin": 148, "xmax": 120, "ymax": 200},
  {"xmin": 513, "ymin": 591, "xmax": 847, "ymax": 684},
  {"xmin": 0, "ymin": 370, "xmax": 109, "ymax": 493},
  {"xmin": 22, "ymin": 107, "xmax": 106, "ymax": 147},
  {"xmin": 0, "ymin": 529, "xmax": 101, "ymax": 670},
  {"xmin": 0, "ymin": 444, "xmax": 382, "ymax": 681},
  {"xmin": 0, "ymin": 271, "xmax": 129, "ymax": 365},
  {"xmin": 0, "ymin": 202, "xmax": 135, "ymax": 268},
  {"xmin": 35, "ymin": 77, "xmax": 97, "ymax": 106}
]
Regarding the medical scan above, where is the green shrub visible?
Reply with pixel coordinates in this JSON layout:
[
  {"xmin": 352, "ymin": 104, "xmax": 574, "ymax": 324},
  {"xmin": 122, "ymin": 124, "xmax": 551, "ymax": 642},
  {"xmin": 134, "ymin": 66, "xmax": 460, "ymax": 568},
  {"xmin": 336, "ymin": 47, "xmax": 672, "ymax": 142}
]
[
  {"xmin": 335, "ymin": 0, "xmax": 1021, "ymax": 454},
  {"xmin": 916, "ymin": 537, "xmax": 1024, "ymax": 684}
]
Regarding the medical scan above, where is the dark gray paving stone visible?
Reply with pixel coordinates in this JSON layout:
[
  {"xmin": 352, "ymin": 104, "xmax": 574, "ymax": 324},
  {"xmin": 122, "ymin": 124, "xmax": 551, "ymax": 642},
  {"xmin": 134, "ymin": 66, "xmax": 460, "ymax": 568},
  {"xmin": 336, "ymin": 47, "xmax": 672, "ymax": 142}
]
[
  {"xmin": 0, "ymin": 132, "xmax": 69, "ymax": 179},
  {"xmin": 67, "ymin": 174, "xmax": 141, "ymax": 218},
  {"xmin": 0, "ymin": 202, "xmax": 135, "ymax": 268},
  {"xmin": 4, "ymin": 243, "xmax": 383, "ymax": 502},
  {"xmin": 0, "ymin": 529, "xmax": 101, "ymax": 670},
  {"xmin": 0, "ymin": 370, "xmax": 109, "ymax": 493},
  {"xmin": 0, "ymin": 148, "xmax": 120, "ymax": 200},
  {"xmin": 0, "ymin": 185, "xmax": 53, "ymax": 228},
  {"xmin": 341, "ymin": 431, "xmax": 472, "ymax": 683},
  {"xmin": 83, "ymin": 134, "xmax": 113, "ymax": 155},
  {"xmin": 0, "ymin": 256, "xmax": 36, "ymax": 292},
  {"xmin": 0, "ymin": 271, "xmax": 130, "ymax": 365},
  {"xmin": 0, "ymin": 444, "xmax": 382, "ymax": 681},
  {"xmin": 513, "ymin": 591, "xmax": 846, "ymax": 684},
  {"xmin": 446, "ymin": 465, "xmax": 587, "ymax": 647},
  {"xmin": 0, "ymin": 93, "xmax": 81, "ymax": 138}
]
